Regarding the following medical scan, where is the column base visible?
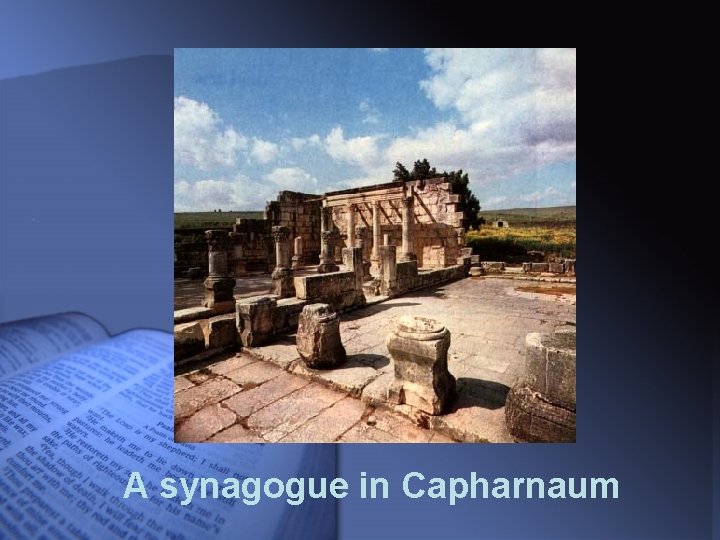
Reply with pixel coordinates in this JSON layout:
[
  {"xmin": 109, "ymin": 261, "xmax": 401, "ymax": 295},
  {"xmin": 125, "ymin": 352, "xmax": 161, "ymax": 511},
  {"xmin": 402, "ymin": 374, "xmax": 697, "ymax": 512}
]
[
  {"xmin": 317, "ymin": 263, "xmax": 339, "ymax": 274},
  {"xmin": 270, "ymin": 267, "xmax": 295, "ymax": 298},
  {"xmin": 399, "ymin": 253, "xmax": 417, "ymax": 262}
]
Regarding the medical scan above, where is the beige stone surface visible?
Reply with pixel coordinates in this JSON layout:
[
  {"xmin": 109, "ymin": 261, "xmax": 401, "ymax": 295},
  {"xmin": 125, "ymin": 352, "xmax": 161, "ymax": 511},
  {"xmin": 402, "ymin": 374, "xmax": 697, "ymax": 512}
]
[
  {"xmin": 223, "ymin": 372, "xmax": 310, "ymax": 417},
  {"xmin": 247, "ymin": 383, "xmax": 346, "ymax": 442},
  {"xmin": 175, "ymin": 404, "xmax": 236, "ymax": 442},
  {"xmin": 174, "ymin": 278, "xmax": 575, "ymax": 443},
  {"xmin": 174, "ymin": 378, "xmax": 241, "ymax": 419},
  {"xmin": 224, "ymin": 360, "xmax": 284, "ymax": 387}
]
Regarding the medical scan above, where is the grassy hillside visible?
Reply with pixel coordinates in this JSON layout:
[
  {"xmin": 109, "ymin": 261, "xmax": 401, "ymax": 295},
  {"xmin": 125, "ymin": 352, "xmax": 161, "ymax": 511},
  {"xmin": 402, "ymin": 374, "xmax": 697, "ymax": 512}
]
[
  {"xmin": 479, "ymin": 205, "xmax": 576, "ymax": 226},
  {"xmin": 174, "ymin": 211, "xmax": 264, "ymax": 229}
]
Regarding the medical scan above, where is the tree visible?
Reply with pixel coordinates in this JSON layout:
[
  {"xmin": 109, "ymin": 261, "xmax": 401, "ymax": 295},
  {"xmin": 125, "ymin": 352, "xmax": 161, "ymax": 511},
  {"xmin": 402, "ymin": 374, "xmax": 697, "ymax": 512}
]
[
  {"xmin": 392, "ymin": 162, "xmax": 410, "ymax": 182},
  {"xmin": 392, "ymin": 159, "xmax": 485, "ymax": 230}
]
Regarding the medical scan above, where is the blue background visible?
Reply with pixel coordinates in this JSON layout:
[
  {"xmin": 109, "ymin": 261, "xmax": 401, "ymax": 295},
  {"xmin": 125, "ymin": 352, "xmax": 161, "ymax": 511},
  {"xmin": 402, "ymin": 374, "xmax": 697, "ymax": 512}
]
[{"xmin": 0, "ymin": 5, "xmax": 715, "ymax": 539}]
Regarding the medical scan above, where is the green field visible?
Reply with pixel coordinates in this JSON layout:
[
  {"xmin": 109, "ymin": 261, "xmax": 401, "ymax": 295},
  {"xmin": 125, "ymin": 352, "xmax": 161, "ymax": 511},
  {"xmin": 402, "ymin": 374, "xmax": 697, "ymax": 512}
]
[
  {"xmin": 174, "ymin": 211, "xmax": 264, "ymax": 229},
  {"xmin": 479, "ymin": 205, "xmax": 576, "ymax": 226}
]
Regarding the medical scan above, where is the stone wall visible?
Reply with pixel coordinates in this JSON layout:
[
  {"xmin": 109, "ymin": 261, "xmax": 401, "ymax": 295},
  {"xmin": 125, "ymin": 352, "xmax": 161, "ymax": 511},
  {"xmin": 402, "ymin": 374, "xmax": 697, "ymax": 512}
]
[
  {"xmin": 174, "ymin": 190, "xmax": 321, "ymax": 276},
  {"xmin": 174, "ymin": 227, "xmax": 226, "ymax": 277},
  {"xmin": 231, "ymin": 218, "xmax": 272, "ymax": 272},
  {"xmin": 265, "ymin": 191, "xmax": 322, "ymax": 265},
  {"xmin": 325, "ymin": 178, "xmax": 464, "ymax": 269}
]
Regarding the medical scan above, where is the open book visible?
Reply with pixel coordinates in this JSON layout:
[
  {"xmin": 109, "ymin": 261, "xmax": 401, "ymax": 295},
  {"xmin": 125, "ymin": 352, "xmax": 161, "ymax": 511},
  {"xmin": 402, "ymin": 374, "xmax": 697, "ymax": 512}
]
[{"xmin": 0, "ymin": 313, "xmax": 333, "ymax": 539}]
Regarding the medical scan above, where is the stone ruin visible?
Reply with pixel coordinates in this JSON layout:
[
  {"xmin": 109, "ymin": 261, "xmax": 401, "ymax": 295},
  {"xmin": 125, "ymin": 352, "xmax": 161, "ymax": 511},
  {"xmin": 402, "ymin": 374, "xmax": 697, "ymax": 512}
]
[
  {"xmin": 173, "ymin": 178, "xmax": 577, "ymax": 443},
  {"xmin": 296, "ymin": 303, "xmax": 346, "ymax": 369},
  {"xmin": 174, "ymin": 178, "xmax": 467, "ymax": 278},
  {"xmin": 173, "ymin": 179, "xmax": 474, "ymax": 367},
  {"xmin": 386, "ymin": 315, "xmax": 456, "ymax": 415},
  {"xmin": 505, "ymin": 327, "xmax": 576, "ymax": 442}
]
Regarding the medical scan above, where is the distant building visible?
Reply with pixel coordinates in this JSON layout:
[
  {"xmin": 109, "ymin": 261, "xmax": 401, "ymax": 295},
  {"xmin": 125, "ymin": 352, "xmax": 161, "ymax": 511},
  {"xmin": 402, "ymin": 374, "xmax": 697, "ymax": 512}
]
[{"xmin": 493, "ymin": 220, "xmax": 510, "ymax": 228}]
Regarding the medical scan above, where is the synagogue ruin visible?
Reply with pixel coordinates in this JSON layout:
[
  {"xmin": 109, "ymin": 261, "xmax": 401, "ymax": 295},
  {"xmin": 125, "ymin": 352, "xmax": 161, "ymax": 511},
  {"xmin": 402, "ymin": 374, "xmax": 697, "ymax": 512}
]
[{"xmin": 174, "ymin": 177, "xmax": 577, "ymax": 444}]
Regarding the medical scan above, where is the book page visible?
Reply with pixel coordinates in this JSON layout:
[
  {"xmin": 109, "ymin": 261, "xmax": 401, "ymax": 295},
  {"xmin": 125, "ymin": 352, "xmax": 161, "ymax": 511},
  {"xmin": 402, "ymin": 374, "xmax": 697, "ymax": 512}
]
[
  {"xmin": 0, "ymin": 312, "xmax": 109, "ymax": 379},
  {"xmin": 0, "ymin": 329, "xmax": 306, "ymax": 539}
]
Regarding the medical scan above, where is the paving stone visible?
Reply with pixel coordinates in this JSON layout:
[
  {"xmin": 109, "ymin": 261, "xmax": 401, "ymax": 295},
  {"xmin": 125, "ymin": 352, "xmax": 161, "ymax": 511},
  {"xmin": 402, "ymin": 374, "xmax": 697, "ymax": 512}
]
[
  {"xmin": 360, "ymin": 371, "xmax": 393, "ymax": 405},
  {"xmin": 206, "ymin": 424, "xmax": 265, "ymax": 443},
  {"xmin": 280, "ymin": 397, "xmax": 367, "ymax": 442},
  {"xmin": 174, "ymin": 378, "xmax": 241, "ymax": 419},
  {"xmin": 247, "ymin": 383, "xmax": 346, "ymax": 442},
  {"xmin": 245, "ymin": 338, "xmax": 300, "ymax": 369},
  {"xmin": 175, "ymin": 404, "xmax": 236, "ymax": 442},
  {"xmin": 224, "ymin": 360, "xmax": 284, "ymax": 387},
  {"xmin": 371, "ymin": 409, "xmax": 433, "ymax": 443},
  {"xmin": 174, "ymin": 278, "xmax": 575, "ymax": 443},
  {"xmin": 174, "ymin": 376, "xmax": 195, "ymax": 394},
  {"xmin": 291, "ymin": 356, "xmax": 381, "ymax": 397},
  {"xmin": 208, "ymin": 353, "xmax": 258, "ymax": 375},
  {"xmin": 336, "ymin": 423, "xmax": 405, "ymax": 443},
  {"xmin": 222, "ymin": 372, "xmax": 310, "ymax": 417}
]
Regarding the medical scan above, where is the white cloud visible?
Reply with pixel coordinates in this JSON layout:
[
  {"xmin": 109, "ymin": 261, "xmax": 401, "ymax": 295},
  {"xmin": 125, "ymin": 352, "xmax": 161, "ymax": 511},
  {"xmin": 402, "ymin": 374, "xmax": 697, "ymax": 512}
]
[
  {"xmin": 359, "ymin": 99, "xmax": 380, "ymax": 124},
  {"xmin": 290, "ymin": 134, "xmax": 321, "ymax": 151},
  {"xmin": 174, "ymin": 96, "xmax": 246, "ymax": 170},
  {"xmin": 325, "ymin": 126, "xmax": 381, "ymax": 167},
  {"xmin": 250, "ymin": 138, "xmax": 279, "ymax": 164},
  {"xmin": 355, "ymin": 48, "xmax": 577, "ymax": 189},
  {"xmin": 318, "ymin": 49, "xmax": 575, "ymax": 199},
  {"xmin": 175, "ymin": 175, "xmax": 277, "ymax": 211},
  {"xmin": 369, "ymin": 48, "xmax": 388, "ymax": 53},
  {"xmin": 265, "ymin": 167, "xmax": 319, "ymax": 193}
]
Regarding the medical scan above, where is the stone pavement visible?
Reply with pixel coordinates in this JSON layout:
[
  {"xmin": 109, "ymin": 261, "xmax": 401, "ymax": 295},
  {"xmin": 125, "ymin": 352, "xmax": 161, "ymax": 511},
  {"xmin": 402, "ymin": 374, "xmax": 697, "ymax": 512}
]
[{"xmin": 174, "ymin": 277, "xmax": 575, "ymax": 443}]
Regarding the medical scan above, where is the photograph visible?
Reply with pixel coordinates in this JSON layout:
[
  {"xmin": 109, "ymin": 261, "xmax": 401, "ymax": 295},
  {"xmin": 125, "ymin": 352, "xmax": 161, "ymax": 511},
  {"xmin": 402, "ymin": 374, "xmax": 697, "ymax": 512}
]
[{"xmin": 173, "ymin": 48, "xmax": 577, "ymax": 444}]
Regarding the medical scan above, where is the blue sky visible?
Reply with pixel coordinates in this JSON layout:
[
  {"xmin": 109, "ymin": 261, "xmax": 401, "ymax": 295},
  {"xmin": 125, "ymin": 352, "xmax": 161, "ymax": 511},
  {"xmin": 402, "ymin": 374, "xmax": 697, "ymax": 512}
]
[{"xmin": 175, "ymin": 48, "xmax": 576, "ymax": 212}]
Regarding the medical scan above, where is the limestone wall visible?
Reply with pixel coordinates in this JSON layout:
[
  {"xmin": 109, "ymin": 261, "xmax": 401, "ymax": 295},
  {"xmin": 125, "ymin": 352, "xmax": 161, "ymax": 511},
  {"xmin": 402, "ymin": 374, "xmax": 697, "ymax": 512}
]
[
  {"xmin": 174, "ymin": 227, "xmax": 222, "ymax": 277},
  {"xmin": 265, "ymin": 191, "xmax": 322, "ymax": 265},
  {"xmin": 231, "ymin": 219, "xmax": 272, "ymax": 272},
  {"xmin": 325, "ymin": 178, "xmax": 464, "ymax": 269}
]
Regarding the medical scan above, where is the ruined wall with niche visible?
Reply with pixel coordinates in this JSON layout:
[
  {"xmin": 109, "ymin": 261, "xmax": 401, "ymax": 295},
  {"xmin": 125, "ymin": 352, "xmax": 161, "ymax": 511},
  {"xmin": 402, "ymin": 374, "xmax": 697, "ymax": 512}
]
[{"xmin": 325, "ymin": 178, "xmax": 465, "ymax": 269}]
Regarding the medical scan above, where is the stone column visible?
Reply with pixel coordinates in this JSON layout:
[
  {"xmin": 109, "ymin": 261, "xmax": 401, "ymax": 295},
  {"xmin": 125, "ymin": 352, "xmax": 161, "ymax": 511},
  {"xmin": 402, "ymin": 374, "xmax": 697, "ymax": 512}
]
[
  {"xmin": 203, "ymin": 230, "xmax": 236, "ymax": 313},
  {"xmin": 296, "ymin": 304, "xmax": 346, "ymax": 369},
  {"xmin": 291, "ymin": 236, "xmax": 303, "ymax": 270},
  {"xmin": 355, "ymin": 226, "xmax": 372, "ymax": 281},
  {"xmin": 342, "ymin": 246, "xmax": 367, "ymax": 308},
  {"xmin": 371, "ymin": 200, "xmax": 382, "ymax": 270},
  {"xmin": 346, "ymin": 203, "xmax": 356, "ymax": 249},
  {"xmin": 378, "ymin": 244, "xmax": 397, "ymax": 296},
  {"xmin": 383, "ymin": 233, "xmax": 391, "ymax": 246},
  {"xmin": 400, "ymin": 195, "xmax": 417, "ymax": 262},
  {"xmin": 386, "ymin": 315, "xmax": 456, "ymax": 415},
  {"xmin": 318, "ymin": 207, "xmax": 340, "ymax": 273},
  {"xmin": 270, "ymin": 225, "xmax": 295, "ymax": 298}
]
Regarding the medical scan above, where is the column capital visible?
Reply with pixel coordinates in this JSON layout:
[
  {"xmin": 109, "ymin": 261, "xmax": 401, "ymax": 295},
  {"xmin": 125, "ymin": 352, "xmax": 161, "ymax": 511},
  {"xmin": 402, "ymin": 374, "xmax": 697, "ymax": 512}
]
[
  {"xmin": 205, "ymin": 229, "xmax": 231, "ymax": 251},
  {"xmin": 321, "ymin": 230, "xmax": 338, "ymax": 242},
  {"xmin": 272, "ymin": 225, "xmax": 290, "ymax": 242}
]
